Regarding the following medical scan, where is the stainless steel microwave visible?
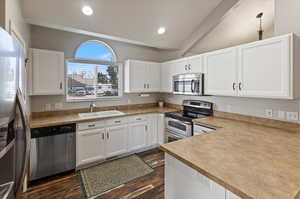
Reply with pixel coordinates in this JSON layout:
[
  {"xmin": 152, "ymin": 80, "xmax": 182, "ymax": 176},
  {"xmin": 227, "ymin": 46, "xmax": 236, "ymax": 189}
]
[{"xmin": 173, "ymin": 73, "xmax": 204, "ymax": 95}]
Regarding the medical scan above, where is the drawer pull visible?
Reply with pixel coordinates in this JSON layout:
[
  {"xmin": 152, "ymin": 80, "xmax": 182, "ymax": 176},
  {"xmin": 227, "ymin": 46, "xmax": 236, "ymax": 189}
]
[
  {"xmin": 114, "ymin": 120, "xmax": 121, "ymax": 123},
  {"xmin": 136, "ymin": 118, "xmax": 142, "ymax": 121},
  {"xmin": 88, "ymin": 124, "xmax": 96, "ymax": 128}
]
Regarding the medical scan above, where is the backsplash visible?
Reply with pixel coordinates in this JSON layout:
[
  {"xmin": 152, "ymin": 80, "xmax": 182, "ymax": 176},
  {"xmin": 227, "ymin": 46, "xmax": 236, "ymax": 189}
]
[
  {"xmin": 162, "ymin": 94, "xmax": 300, "ymax": 123},
  {"xmin": 31, "ymin": 94, "xmax": 160, "ymax": 112}
]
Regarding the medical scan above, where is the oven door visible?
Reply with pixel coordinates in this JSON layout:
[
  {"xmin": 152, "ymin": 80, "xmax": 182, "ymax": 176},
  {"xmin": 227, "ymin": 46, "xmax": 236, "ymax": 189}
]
[
  {"xmin": 166, "ymin": 130, "xmax": 186, "ymax": 143},
  {"xmin": 165, "ymin": 117, "xmax": 192, "ymax": 137}
]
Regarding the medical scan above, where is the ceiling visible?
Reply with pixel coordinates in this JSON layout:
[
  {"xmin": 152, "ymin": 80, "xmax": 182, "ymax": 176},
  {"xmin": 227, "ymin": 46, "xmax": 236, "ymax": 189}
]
[
  {"xmin": 21, "ymin": 0, "xmax": 223, "ymax": 49},
  {"xmin": 189, "ymin": 0, "xmax": 275, "ymax": 53}
]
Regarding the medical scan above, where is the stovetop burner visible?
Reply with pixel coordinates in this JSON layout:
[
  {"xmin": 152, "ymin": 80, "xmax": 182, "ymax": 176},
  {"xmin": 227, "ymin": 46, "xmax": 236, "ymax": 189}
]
[{"xmin": 165, "ymin": 100, "xmax": 213, "ymax": 123}]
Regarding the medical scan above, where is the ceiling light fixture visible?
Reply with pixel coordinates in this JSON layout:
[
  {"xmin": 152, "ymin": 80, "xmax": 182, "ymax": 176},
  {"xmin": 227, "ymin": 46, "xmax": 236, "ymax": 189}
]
[
  {"xmin": 82, "ymin": 5, "xmax": 93, "ymax": 16},
  {"xmin": 157, "ymin": 27, "xmax": 166, "ymax": 35}
]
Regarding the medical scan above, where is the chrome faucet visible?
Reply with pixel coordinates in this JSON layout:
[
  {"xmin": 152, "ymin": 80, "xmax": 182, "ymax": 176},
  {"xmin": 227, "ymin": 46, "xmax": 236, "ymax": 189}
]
[{"xmin": 89, "ymin": 102, "xmax": 96, "ymax": 112}]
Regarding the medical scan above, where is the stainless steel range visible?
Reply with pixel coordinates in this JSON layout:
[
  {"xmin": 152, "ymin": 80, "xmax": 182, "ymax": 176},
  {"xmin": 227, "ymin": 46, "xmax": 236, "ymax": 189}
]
[{"xmin": 165, "ymin": 100, "xmax": 214, "ymax": 142}]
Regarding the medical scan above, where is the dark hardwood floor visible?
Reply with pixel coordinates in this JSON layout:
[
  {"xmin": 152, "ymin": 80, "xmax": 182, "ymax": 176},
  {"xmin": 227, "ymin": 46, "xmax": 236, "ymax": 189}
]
[{"xmin": 20, "ymin": 148, "xmax": 165, "ymax": 199}]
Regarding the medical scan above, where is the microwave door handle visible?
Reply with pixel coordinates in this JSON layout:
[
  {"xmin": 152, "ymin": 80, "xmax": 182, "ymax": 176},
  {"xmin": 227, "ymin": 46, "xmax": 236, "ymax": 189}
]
[{"xmin": 191, "ymin": 80, "xmax": 195, "ymax": 93}]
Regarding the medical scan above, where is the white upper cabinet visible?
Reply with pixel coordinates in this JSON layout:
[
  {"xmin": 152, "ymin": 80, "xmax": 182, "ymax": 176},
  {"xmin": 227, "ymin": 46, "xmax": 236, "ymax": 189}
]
[
  {"xmin": 160, "ymin": 62, "xmax": 174, "ymax": 93},
  {"xmin": 204, "ymin": 47, "xmax": 238, "ymax": 96},
  {"xmin": 171, "ymin": 55, "xmax": 203, "ymax": 75},
  {"xmin": 188, "ymin": 56, "xmax": 203, "ymax": 73},
  {"xmin": 204, "ymin": 33, "xmax": 299, "ymax": 99},
  {"xmin": 238, "ymin": 35, "xmax": 292, "ymax": 99},
  {"xmin": 124, "ymin": 60, "xmax": 161, "ymax": 93},
  {"xmin": 29, "ymin": 48, "xmax": 65, "ymax": 95}
]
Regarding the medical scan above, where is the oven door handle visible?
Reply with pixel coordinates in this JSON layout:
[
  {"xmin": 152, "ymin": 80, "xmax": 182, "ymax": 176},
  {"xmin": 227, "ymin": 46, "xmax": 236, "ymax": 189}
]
[
  {"xmin": 166, "ymin": 117, "xmax": 191, "ymax": 126},
  {"xmin": 167, "ymin": 130, "xmax": 186, "ymax": 139}
]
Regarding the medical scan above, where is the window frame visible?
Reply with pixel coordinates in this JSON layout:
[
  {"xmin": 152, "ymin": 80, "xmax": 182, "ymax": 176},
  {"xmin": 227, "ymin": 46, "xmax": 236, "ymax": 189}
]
[{"xmin": 65, "ymin": 40, "xmax": 122, "ymax": 102}]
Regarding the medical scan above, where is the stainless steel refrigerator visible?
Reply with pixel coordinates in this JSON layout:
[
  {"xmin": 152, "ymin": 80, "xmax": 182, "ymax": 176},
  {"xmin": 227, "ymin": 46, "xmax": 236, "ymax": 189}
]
[{"xmin": 0, "ymin": 28, "xmax": 30, "ymax": 199}]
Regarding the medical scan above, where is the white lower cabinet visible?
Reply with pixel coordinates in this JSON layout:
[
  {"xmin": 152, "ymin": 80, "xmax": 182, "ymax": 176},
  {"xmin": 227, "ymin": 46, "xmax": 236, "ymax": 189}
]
[
  {"xmin": 77, "ymin": 113, "xmax": 162, "ymax": 168},
  {"xmin": 76, "ymin": 128, "xmax": 106, "ymax": 166},
  {"xmin": 165, "ymin": 153, "xmax": 240, "ymax": 199},
  {"xmin": 105, "ymin": 125, "xmax": 128, "ymax": 158},
  {"xmin": 147, "ymin": 114, "xmax": 158, "ymax": 146},
  {"xmin": 226, "ymin": 191, "xmax": 241, "ymax": 199},
  {"xmin": 157, "ymin": 114, "xmax": 165, "ymax": 144},
  {"xmin": 128, "ymin": 121, "xmax": 148, "ymax": 151}
]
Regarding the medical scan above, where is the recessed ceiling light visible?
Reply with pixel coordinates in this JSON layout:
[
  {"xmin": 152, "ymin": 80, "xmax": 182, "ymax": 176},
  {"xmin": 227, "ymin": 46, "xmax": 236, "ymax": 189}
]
[
  {"xmin": 82, "ymin": 6, "xmax": 93, "ymax": 16},
  {"xmin": 157, "ymin": 27, "xmax": 166, "ymax": 35}
]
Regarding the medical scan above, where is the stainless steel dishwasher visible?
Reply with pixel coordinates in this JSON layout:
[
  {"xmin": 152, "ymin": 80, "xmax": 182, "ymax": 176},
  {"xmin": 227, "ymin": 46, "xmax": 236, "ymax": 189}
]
[{"xmin": 30, "ymin": 124, "xmax": 76, "ymax": 181}]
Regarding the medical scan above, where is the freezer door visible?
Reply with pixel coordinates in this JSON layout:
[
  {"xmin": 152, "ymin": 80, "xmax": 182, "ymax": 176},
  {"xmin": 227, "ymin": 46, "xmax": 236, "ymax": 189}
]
[{"xmin": 0, "ymin": 28, "xmax": 18, "ymax": 127}]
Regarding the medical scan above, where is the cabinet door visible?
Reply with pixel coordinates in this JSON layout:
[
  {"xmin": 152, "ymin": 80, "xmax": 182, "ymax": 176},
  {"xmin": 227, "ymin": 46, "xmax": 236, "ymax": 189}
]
[
  {"xmin": 188, "ymin": 56, "xmax": 203, "ymax": 73},
  {"xmin": 76, "ymin": 128, "xmax": 106, "ymax": 167},
  {"xmin": 238, "ymin": 35, "xmax": 291, "ymax": 99},
  {"xmin": 226, "ymin": 191, "xmax": 241, "ymax": 199},
  {"xmin": 173, "ymin": 60, "xmax": 188, "ymax": 75},
  {"xmin": 204, "ymin": 48, "xmax": 238, "ymax": 96},
  {"xmin": 106, "ymin": 125, "xmax": 128, "ymax": 158},
  {"xmin": 146, "ymin": 114, "xmax": 158, "ymax": 146},
  {"xmin": 31, "ymin": 48, "xmax": 64, "ymax": 95},
  {"xmin": 157, "ymin": 114, "xmax": 165, "ymax": 144},
  {"xmin": 125, "ymin": 60, "xmax": 147, "ymax": 92},
  {"xmin": 147, "ymin": 63, "xmax": 161, "ymax": 92},
  {"xmin": 160, "ymin": 62, "xmax": 173, "ymax": 93},
  {"xmin": 128, "ymin": 122, "xmax": 147, "ymax": 151}
]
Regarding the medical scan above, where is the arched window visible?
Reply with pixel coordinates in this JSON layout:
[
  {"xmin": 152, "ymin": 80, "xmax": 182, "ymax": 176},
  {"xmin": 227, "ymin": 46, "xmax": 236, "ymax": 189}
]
[
  {"xmin": 67, "ymin": 40, "xmax": 121, "ymax": 101},
  {"xmin": 74, "ymin": 40, "xmax": 116, "ymax": 62}
]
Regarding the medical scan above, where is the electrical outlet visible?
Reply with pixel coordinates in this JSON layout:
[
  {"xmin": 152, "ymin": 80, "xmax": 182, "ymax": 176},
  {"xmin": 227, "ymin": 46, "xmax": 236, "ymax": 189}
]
[
  {"xmin": 265, "ymin": 109, "xmax": 273, "ymax": 118},
  {"xmin": 278, "ymin": 110, "xmax": 285, "ymax": 120},
  {"xmin": 45, "ymin": 104, "xmax": 51, "ymax": 111},
  {"xmin": 55, "ymin": 103, "xmax": 63, "ymax": 110},
  {"xmin": 286, "ymin": 112, "xmax": 299, "ymax": 121}
]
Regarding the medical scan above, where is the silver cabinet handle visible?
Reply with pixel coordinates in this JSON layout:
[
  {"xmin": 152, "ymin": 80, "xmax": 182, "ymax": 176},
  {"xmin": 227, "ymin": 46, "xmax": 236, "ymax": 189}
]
[
  {"xmin": 188, "ymin": 64, "xmax": 191, "ymax": 70},
  {"xmin": 60, "ymin": 82, "xmax": 63, "ymax": 89},
  {"xmin": 145, "ymin": 125, "xmax": 148, "ymax": 131},
  {"xmin": 88, "ymin": 124, "xmax": 96, "ymax": 128},
  {"xmin": 238, "ymin": 82, "xmax": 242, "ymax": 91},
  {"xmin": 107, "ymin": 132, "xmax": 109, "ymax": 139},
  {"xmin": 114, "ymin": 120, "xmax": 121, "ymax": 123},
  {"xmin": 102, "ymin": 133, "xmax": 105, "ymax": 140},
  {"xmin": 147, "ymin": 84, "xmax": 150, "ymax": 89},
  {"xmin": 136, "ymin": 118, "xmax": 142, "ymax": 121},
  {"xmin": 232, "ymin": 83, "xmax": 236, "ymax": 91}
]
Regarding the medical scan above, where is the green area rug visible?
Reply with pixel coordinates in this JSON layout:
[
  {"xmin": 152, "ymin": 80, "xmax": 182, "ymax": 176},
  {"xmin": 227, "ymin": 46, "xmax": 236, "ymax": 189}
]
[{"xmin": 79, "ymin": 155, "xmax": 154, "ymax": 198}]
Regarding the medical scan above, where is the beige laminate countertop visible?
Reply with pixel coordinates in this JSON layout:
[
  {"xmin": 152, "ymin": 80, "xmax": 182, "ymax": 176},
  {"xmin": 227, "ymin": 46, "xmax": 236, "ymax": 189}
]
[
  {"xmin": 30, "ymin": 107, "xmax": 177, "ymax": 128},
  {"xmin": 160, "ymin": 117, "xmax": 300, "ymax": 199}
]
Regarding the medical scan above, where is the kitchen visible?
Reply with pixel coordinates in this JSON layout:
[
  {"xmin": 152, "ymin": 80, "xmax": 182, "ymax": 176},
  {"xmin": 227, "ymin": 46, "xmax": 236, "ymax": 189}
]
[{"xmin": 1, "ymin": 0, "xmax": 300, "ymax": 199}]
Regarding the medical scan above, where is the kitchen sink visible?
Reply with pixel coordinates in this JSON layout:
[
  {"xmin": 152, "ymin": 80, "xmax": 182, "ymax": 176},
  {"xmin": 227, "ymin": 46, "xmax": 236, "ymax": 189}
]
[{"xmin": 78, "ymin": 110, "xmax": 125, "ymax": 118}]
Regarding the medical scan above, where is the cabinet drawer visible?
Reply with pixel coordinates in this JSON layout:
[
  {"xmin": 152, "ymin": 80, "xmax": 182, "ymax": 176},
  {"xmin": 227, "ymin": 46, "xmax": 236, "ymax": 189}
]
[
  {"xmin": 106, "ymin": 117, "xmax": 128, "ymax": 126},
  {"xmin": 128, "ymin": 115, "xmax": 147, "ymax": 123},
  {"xmin": 77, "ymin": 120, "xmax": 106, "ymax": 131}
]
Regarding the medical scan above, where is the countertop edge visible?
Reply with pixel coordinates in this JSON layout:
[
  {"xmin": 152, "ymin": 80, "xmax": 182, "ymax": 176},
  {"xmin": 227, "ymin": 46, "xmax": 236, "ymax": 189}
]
[
  {"xmin": 160, "ymin": 145, "xmax": 255, "ymax": 199},
  {"xmin": 30, "ymin": 108, "xmax": 177, "ymax": 128}
]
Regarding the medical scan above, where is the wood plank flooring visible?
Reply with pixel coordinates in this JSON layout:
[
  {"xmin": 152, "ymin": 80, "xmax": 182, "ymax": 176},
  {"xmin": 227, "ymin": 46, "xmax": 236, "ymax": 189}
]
[{"xmin": 20, "ymin": 148, "xmax": 165, "ymax": 199}]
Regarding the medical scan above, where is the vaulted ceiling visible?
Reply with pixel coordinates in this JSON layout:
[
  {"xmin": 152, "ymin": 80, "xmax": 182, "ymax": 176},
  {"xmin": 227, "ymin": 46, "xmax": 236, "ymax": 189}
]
[
  {"xmin": 21, "ymin": 0, "xmax": 223, "ymax": 49},
  {"xmin": 21, "ymin": 0, "xmax": 274, "ymax": 51}
]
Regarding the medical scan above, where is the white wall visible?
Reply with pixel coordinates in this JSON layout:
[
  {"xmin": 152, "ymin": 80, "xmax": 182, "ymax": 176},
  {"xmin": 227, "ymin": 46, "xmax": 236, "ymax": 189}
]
[
  {"xmin": 30, "ymin": 25, "xmax": 162, "ymax": 112},
  {"xmin": 274, "ymin": 0, "xmax": 300, "ymax": 37}
]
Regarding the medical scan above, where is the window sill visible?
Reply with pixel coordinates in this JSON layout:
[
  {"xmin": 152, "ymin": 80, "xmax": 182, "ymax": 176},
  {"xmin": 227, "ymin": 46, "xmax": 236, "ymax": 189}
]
[{"xmin": 66, "ymin": 96, "xmax": 123, "ymax": 103}]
